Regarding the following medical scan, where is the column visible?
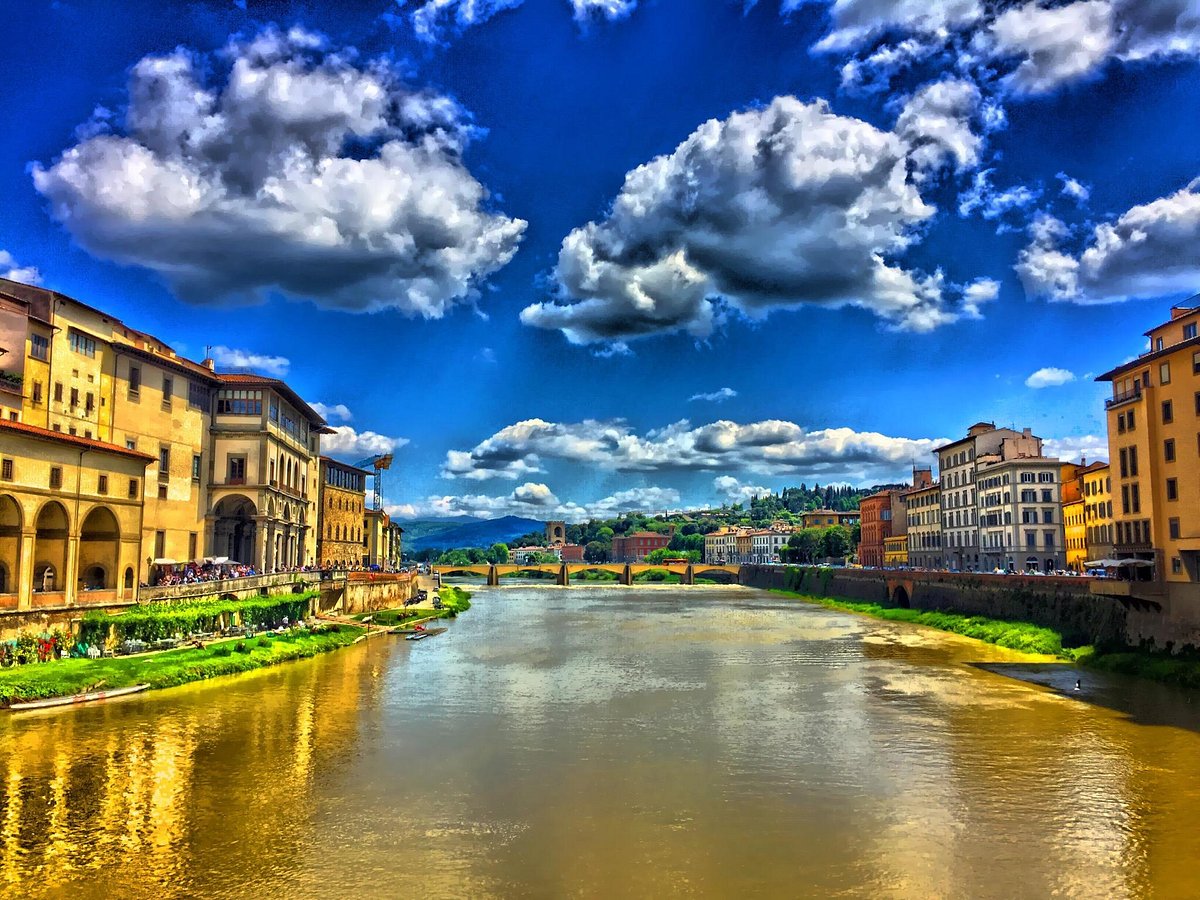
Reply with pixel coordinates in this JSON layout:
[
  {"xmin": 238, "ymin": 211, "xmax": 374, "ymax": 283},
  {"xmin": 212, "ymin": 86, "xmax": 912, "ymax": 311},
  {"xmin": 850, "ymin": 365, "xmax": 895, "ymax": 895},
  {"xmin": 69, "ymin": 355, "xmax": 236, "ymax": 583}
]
[
  {"xmin": 17, "ymin": 530, "xmax": 35, "ymax": 612},
  {"xmin": 64, "ymin": 532, "xmax": 80, "ymax": 608},
  {"xmin": 254, "ymin": 518, "xmax": 268, "ymax": 573}
]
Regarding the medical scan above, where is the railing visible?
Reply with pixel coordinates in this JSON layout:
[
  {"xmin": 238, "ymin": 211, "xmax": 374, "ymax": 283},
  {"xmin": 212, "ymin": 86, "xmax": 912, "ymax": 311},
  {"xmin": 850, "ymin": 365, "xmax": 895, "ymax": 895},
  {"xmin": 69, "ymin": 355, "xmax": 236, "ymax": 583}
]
[
  {"xmin": 139, "ymin": 571, "xmax": 324, "ymax": 602},
  {"xmin": 1105, "ymin": 384, "xmax": 1143, "ymax": 408}
]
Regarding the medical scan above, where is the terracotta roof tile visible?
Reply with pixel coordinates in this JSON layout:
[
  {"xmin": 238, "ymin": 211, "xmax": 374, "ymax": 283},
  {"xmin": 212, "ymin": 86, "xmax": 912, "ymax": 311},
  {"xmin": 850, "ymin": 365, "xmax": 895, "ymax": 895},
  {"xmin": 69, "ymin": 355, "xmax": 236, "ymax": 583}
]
[{"xmin": 0, "ymin": 418, "xmax": 155, "ymax": 462}]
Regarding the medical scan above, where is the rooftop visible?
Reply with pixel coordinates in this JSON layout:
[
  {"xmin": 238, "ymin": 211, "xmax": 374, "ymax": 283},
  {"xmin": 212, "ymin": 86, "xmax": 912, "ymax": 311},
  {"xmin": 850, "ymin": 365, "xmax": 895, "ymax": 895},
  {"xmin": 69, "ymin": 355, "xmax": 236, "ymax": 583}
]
[
  {"xmin": 0, "ymin": 418, "xmax": 156, "ymax": 463},
  {"xmin": 218, "ymin": 373, "xmax": 332, "ymax": 430}
]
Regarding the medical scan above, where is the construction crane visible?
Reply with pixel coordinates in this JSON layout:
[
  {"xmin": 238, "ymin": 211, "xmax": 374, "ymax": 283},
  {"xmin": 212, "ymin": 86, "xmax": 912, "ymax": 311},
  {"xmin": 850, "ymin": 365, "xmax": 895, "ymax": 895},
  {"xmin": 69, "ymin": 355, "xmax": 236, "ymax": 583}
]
[{"xmin": 353, "ymin": 453, "xmax": 393, "ymax": 510}]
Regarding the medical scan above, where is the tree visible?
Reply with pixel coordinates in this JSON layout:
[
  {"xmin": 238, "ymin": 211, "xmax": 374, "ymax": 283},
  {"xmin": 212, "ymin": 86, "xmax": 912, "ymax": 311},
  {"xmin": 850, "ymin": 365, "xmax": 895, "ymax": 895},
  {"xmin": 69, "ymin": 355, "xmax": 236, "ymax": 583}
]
[
  {"xmin": 487, "ymin": 543, "xmax": 509, "ymax": 564},
  {"xmin": 645, "ymin": 547, "xmax": 700, "ymax": 564},
  {"xmin": 819, "ymin": 526, "xmax": 852, "ymax": 560},
  {"xmin": 784, "ymin": 530, "xmax": 820, "ymax": 564},
  {"xmin": 584, "ymin": 541, "xmax": 609, "ymax": 563}
]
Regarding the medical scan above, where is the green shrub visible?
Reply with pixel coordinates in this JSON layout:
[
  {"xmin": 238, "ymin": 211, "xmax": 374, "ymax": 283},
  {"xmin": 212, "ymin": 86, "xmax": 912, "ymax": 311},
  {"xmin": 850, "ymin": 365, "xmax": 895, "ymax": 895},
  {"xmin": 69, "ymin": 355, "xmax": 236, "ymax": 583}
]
[
  {"xmin": 78, "ymin": 593, "xmax": 316, "ymax": 645},
  {"xmin": 235, "ymin": 641, "xmax": 248, "ymax": 654},
  {"xmin": 212, "ymin": 645, "xmax": 232, "ymax": 658},
  {"xmin": 257, "ymin": 637, "xmax": 270, "ymax": 648}
]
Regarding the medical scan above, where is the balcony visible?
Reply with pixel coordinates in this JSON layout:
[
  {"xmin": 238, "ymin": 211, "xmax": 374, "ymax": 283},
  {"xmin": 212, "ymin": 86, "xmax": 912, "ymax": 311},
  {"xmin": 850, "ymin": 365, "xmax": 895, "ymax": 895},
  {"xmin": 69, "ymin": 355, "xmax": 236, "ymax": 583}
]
[{"xmin": 1105, "ymin": 384, "xmax": 1143, "ymax": 409}]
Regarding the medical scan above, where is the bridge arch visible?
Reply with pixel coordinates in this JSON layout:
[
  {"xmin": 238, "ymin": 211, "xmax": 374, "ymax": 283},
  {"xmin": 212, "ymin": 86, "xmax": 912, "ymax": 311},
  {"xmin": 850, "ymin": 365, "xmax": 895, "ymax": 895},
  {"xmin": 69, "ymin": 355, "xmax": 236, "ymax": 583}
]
[{"xmin": 891, "ymin": 585, "xmax": 910, "ymax": 608}]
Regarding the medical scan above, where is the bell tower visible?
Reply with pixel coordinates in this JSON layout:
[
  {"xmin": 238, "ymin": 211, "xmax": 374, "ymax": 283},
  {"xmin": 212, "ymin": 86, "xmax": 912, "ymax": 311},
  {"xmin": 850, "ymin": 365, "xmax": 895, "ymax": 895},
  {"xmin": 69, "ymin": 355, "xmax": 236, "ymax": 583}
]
[{"xmin": 546, "ymin": 520, "xmax": 566, "ymax": 545}]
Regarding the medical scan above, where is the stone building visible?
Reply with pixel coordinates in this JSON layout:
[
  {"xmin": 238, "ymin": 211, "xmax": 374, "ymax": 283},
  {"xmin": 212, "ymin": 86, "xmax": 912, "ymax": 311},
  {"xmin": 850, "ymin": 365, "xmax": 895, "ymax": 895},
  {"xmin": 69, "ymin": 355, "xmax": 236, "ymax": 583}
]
[
  {"xmin": 207, "ymin": 374, "xmax": 332, "ymax": 571},
  {"xmin": 1082, "ymin": 462, "xmax": 1113, "ymax": 564},
  {"xmin": 1098, "ymin": 304, "xmax": 1200, "ymax": 583},
  {"xmin": 0, "ymin": 278, "xmax": 221, "ymax": 582},
  {"xmin": 0, "ymin": 418, "xmax": 151, "ymax": 608},
  {"xmin": 611, "ymin": 529, "xmax": 673, "ymax": 562},
  {"xmin": 904, "ymin": 480, "xmax": 942, "ymax": 569},
  {"xmin": 974, "ymin": 431, "xmax": 1064, "ymax": 573},
  {"xmin": 317, "ymin": 457, "xmax": 370, "ymax": 567}
]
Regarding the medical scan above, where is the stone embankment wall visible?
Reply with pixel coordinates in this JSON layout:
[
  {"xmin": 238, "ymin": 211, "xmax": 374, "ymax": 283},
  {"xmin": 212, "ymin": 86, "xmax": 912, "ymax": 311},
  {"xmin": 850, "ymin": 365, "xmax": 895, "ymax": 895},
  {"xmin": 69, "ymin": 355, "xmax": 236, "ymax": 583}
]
[
  {"xmin": 740, "ymin": 566, "xmax": 1131, "ymax": 649},
  {"xmin": 318, "ymin": 573, "xmax": 419, "ymax": 615}
]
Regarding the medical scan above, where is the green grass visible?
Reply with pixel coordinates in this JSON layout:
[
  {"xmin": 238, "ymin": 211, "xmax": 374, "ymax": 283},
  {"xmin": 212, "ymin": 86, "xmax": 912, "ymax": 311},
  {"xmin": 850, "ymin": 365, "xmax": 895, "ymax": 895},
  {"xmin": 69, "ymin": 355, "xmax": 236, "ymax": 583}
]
[
  {"xmin": 771, "ymin": 590, "xmax": 1066, "ymax": 656},
  {"xmin": 0, "ymin": 626, "xmax": 361, "ymax": 705},
  {"xmin": 439, "ymin": 586, "xmax": 472, "ymax": 614},
  {"xmin": 1066, "ymin": 645, "xmax": 1200, "ymax": 689},
  {"xmin": 352, "ymin": 608, "xmax": 430, "ymax": 627}
]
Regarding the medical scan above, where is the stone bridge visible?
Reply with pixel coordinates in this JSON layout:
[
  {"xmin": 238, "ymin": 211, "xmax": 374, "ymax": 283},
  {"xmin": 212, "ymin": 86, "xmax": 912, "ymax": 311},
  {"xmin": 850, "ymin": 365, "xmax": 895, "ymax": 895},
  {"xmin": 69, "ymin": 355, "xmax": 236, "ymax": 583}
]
[{"xmin": 432, "ymin": 563, "xmax": 742, "ymax": 586}]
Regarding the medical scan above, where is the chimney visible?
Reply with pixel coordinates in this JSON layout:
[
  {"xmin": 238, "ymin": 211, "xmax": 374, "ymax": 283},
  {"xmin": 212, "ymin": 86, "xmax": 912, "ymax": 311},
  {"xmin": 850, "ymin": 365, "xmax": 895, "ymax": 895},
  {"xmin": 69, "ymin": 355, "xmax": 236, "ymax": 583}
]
[{"xmin": 202, "ymin": 357, "xmax": 215, "ymax": 371}]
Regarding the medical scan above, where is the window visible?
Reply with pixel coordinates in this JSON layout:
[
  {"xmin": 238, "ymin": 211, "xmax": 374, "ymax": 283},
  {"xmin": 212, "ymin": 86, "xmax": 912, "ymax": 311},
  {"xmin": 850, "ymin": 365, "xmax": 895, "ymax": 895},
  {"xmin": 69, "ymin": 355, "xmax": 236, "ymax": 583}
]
[
  {"xmin": 1172, "ymin": 557, "xmax": 1182, "ymax": 575},
  {"xmin": 1041, "ymin": 489, "xmax": 1053, "ymax": 503},
  {"xmin": 85, "ymin": 392, "xmax": 94, "ymax": 415},
  {"xmin": 216, "ymin": 389, "xmax": 262, "ymax": 415},
  {"xmin": 1128, "ymin": 409, "xmax": 1136, "ymax": 431},
  {"xmin": 1195, "ymin": 351, "xmax": 1200, "ymax": 375},
  {"xmin": 1044, "ymin": 531, "xmax": 1055, "ymax": 548},
  {"xmin": 1117, "ymin": 413, "xmax": 1126, "ymax": 434},
  {"xmin": 1132, "ymin": 484, "xmax": 1141, "ymax": 513},
  {"xmin": 162, "ymin": 376, "xmax": 173, "ymax": 408},
  {"xmin": 97, "ymin": 474, "xmax": 108, "ymax": 494},
  {"xmin": 128, "ymin": 478, "xmax": 139, "ymax": 499},
  {"xmin": 69, "ymin": 387, "xmax": 78, "ymax": 409},
  {"xmin": 1156, "ymin": 337, "xmax": 1164, "ymax": 352},
  {"xmin": 1129, "ymin": 447, "xmax": 1139, "ymax": 477},
  {"xmin": 1163, "ymin": 400, "xmax": 1174, "ymax": 424},
  {"xmin": 158, "ymin": 447, "xmax": 170, "ymax": 482},
  {"xmin": 0, "ymin": 459, "xmax": 11, "ymax": 480},
  {"xmin": 69, "ymin": 329, "xmax": 96, "ymax": 357},
  {"xmin": 29, "ymin": 334, "xmax": 48, "ymax": 361},
  {"xmin": 128, "ymin": 365, "xmax": 141, "ymax": 396},
  {"xmin": 49, "ymin": 467, "xmax": 62, "ymax": 489},
  {"xmin": 1121, "ymin": 485, "xmax": 1130, "ymax": 515},
  {"xmin": 154, "ymin": 531, "xmax": 166, "ymax": 559},
  {"xmin": 228, "ymin": 456, "xmax": 247, "ymax": 483},
  {"xmin": 188, "ymin": 533, "xmax": 198, "ymax": 560},
  {"xmin": 1186, "ymin": 323, "xmax": 1198, "ymax": 340},
  {"xmin": 1170, "ymin": 518, "xmax": 1181, "ymax": 540},
  {"xmin": 269, "ymin": 399, "xmax": 279, "ymax": 423},
  {"xmin": 188, "ymin": 380, "xmax": 209, "ymax": 410},
  {"xmin": 157, "ymin": 484, "xmax": 167, "ymax": 499},
  {"xmin": 53, "ymin": 382, "xmax": 62, "ymax": 403},
  {"xmin": 1165, "ymin": 438, "xmax": 1176, "ymax": 462},
  {"xmin": 1160, "ymin": 362, "xmax": 1172, "ymax": 385},
  {"xmin": 1167, "ymin": 478, "xmax": 1178, "ymax": 501},
  {"xmin": 192, "ymin": 454, "xmax": 202, "ymax": 481}
]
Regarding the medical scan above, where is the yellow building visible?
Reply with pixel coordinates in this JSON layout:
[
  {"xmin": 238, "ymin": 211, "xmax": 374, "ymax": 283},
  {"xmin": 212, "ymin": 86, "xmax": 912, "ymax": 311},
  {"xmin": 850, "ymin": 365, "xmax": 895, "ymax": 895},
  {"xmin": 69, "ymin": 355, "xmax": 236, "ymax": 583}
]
[
  {"xmin": 800, "ymin": 509, "xmax": 861, "ymax": 529},
  {"xmin": 883, "ymin": 534, "xmax": 908, "ymax": 567},
  {"xmin": 1, "ymin": 279, "xmax": 221, "ymax": 583},
  {"xmin": 0, "ymin": 418, "xmax": 151, "ymax": 609},
  {"xmin": 208, "ymin": 374, "xmax": 332, "ymax": 571},
  {"xmin": 1098, "ymin": 304, "xmax": 1200, "ymax": 582},
  {"xmin": 317, "ymin": 457, "xmax": 369, "ymax": 567},
  {"xmin": 1082, "ymin": 462, "xmax": 1113, "ymax": 563},
  {"xmin": 1063, "ymin": 498, "xmax": 1086, "ymax": 572}
]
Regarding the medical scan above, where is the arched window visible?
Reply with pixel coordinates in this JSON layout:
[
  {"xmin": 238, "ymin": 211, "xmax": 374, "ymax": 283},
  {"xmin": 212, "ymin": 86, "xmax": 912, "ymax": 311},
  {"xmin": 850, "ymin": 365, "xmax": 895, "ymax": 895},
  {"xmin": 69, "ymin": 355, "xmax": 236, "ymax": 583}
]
[{"xmin": 124, "ymin": 567, "xmax": 134, "ymax": 590}]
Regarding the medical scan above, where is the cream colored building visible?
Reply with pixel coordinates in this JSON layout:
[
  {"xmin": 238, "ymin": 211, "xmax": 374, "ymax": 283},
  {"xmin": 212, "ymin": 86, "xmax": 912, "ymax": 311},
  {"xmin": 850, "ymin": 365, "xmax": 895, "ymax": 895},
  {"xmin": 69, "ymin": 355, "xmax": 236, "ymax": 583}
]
[
  {"xmin": 0, "ymin": 418, "xmax": 151, "ymax": 609},
  {"xmin": 208, "ymin": 374, "xmax": 332, "ymax": 571}
]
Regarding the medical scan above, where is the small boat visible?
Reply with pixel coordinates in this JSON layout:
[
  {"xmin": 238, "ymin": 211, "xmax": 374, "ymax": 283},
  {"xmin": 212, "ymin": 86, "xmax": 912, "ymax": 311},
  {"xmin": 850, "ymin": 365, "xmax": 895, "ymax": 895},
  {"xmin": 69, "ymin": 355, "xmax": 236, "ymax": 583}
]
[
  {"xmin": 405, "ymin": 631, "xmax": 430, "ymax": 641},
  {"xmin": 8, "ymin": 683, "xmax": 151, "ymax": 712}
]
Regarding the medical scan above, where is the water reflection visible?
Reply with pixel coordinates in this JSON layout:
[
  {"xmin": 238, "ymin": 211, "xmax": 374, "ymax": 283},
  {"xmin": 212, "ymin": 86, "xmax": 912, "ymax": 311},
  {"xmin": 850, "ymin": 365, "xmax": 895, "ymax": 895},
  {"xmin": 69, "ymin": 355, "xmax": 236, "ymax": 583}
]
[{"xmin": 0, "ymin": 587, "xmax": 1198, "ymax": 898}]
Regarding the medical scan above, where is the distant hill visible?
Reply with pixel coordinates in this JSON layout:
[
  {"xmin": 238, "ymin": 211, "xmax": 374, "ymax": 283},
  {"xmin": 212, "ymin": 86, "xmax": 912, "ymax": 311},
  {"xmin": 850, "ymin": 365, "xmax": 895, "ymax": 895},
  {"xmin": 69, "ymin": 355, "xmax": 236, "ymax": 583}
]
[{"xmin": 399, "ymin": 515, "xmax": 546, "ymax": 551}]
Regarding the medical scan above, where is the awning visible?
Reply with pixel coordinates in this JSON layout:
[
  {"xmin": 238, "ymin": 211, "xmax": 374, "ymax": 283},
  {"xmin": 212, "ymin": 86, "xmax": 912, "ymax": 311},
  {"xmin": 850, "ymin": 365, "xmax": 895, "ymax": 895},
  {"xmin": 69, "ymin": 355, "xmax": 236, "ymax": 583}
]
[
  {"xmin": 1085, "ymin": 558, "xmax": 1154, "ymax": 568},
  {"xmin": 152, "ymin": 558, "xmax": 178, "ymax": 566}
]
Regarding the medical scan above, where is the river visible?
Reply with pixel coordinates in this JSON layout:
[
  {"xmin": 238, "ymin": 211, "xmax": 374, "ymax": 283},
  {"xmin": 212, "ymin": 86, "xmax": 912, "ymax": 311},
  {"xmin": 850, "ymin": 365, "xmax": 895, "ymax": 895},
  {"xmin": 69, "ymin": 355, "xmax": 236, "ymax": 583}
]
[{"xmin": 2, "ymin": 586, "xmax": 1199, "ymax": 898}]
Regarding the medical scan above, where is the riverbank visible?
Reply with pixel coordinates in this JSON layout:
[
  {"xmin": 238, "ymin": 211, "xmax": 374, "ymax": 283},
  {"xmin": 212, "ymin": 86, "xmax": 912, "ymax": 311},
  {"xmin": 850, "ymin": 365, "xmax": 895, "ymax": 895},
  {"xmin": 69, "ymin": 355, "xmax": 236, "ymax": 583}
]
[
  {"xmin": 0, "ymin": 626, "xmax": 362, "ymax": 706},
  {"xmin": 772, "ymin": 589, "xmax": 1200, "ymax": 688}
]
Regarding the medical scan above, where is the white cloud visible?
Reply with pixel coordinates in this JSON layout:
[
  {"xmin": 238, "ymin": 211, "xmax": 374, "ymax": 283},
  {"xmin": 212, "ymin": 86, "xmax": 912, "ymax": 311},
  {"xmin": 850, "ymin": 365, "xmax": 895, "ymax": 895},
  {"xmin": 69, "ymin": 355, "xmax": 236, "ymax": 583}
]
[
  {"xmin": 442, "ymin": 416, "xmax": 946, "ymax": 484},
  {"xmin": 308, "ymin": 402, "xmax": 353, "ymax": 422},
  {"xmin": 1057, "ymin": 172, "xmax": 1090, "ymax": 203},
  {"xmin": 689, "ymin": 387, "xmax": 738, "ymax": 403},
  {"xmin": 210, "ymin": 345, "xmax": 290, "ymax": 377},
  {"xmin": 1025, "ymin": 366, "xmax": 1076, "ymax": 388},
  {"xmin": 894, "ymin": 77, "xmax": 987, "ymax": 175},
  {"xmin": 321, "ymin": 426, "xmax": 410, "ymax": 459},
  {"xmin": 1043, "ymin": 434, "xmax": 1109, "ymax": 464},
  {"xmin": 391, "ymin": 482, "xmax": 681, "ymax": 522},
  {"xmin": 32, "ymin": 26, "xmax": 526, "ymax": 317},
  {"xmin": 0, "ymin": 251, "xmax": 41, "ymax": 286},
  {"xmin": 957, "ymin": 168, "xmax": 1040, "ymax": 224},
  {"xmin": 796, "ymin": 0, "xmax": 984, "ymax": 53},
  {"xmin": 570, "ymin": 0, "xmax": 636, "ymax": 22},
  {"xmin": 524, "ymin": 96, "xmax": 990, "ymax": 347},
  {"xmin": 989, "ymin": 1, "xmax": 1116, "ymax": 94},
  {"xmin": 1017, "ymin": 180, "xmax": 1200, "ymax": 304},
  {"xmin": 713, "ymin": 475, "xmax": 773, "ymax": 504},
  {"xmin": 404, "ymin": 0, "xmax": 634, "ymax": 42}
]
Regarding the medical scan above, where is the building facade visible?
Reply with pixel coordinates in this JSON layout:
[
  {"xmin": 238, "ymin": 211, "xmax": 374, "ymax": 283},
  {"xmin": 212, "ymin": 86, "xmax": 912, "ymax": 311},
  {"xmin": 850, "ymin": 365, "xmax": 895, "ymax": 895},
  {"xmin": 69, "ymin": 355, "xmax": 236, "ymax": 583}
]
[
  {"xmin": 800, "ymin": 510, "xmax": 860, "ymax": 529},
  {"xmin": 317, "ymin": 457, "xmax": 369, "ymax": 567},
  {"xmin": 611, "ymin": 530, "xmax": 673, "ymax": 562},
  {"xmin": 975, "ymin": 439, "xmax": 1065, "ymax": 573},
  {"xmin": 904, "ymin": 482, "xmax": 942, "ymax": 569},
  {"xmin": 883, "ymin": 535, "xmax": 908, "ymax": 567},
  {"xmin": 1098, "ymin": 305, "xmax": 1200, "ymax": 582},
  {"xmin": 857, "ymin": 491, "xmax": 892, "ymax": 567},
  {"xmin": 1082, "ymin": 462, "xmax": 1113, "ymax": 564},
  {"xmin": 0, "ymin": 419, "xmax": 151, "ymax": 608},
  {"xmin": 208, "ymin": 374, "xmax": 331, "ymax": 571}
]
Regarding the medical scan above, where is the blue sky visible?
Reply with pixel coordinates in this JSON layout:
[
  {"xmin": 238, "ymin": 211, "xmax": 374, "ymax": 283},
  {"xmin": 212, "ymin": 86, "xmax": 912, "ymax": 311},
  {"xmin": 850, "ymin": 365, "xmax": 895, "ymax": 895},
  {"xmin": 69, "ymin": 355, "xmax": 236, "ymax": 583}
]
[{"xmin": 4, "ymin": 0, "xmax": 1200, "ymax": 521}]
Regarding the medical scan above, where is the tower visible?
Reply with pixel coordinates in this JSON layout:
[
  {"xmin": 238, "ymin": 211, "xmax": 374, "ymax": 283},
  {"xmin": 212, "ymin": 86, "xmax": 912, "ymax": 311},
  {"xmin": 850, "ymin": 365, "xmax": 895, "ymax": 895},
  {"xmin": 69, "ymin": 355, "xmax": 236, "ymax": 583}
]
[{"xmin": 546, "ymin": 520, "xmax": 566, "ymax": 546}]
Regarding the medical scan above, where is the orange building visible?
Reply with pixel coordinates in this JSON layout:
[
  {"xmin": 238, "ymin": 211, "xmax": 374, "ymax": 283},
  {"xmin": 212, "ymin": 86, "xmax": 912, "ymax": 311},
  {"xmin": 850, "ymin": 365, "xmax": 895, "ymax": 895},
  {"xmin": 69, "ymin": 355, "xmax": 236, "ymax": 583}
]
[{"xmin": 857, "ymin": 491, "xmax": 893, "ymax": 568}]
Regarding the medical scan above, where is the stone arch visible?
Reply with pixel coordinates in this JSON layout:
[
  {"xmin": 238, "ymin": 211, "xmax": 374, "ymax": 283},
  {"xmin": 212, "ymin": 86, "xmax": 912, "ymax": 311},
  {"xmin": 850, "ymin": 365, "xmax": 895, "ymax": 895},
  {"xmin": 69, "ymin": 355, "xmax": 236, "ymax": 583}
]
[
  {"xmin": 79, "ymin": 505, "xmax": 121, "ymax": 590},
  {"xmin": 124, "ymin": 566, "xmax": 135, "ymax": 590},
  {"xmin": 33, "ymin": 500, "xmax": 70, "ymax": 595},
  {"xmin": 891, "ymin": 585, "xmax": 910, "ymax": 609},
  {"xmin": 0, "ymin": 494, "xmax": 21, "ymax": 596},
  {"xmin": 213, "ymin": 494, "xmax": 258, "ymax": 564}
]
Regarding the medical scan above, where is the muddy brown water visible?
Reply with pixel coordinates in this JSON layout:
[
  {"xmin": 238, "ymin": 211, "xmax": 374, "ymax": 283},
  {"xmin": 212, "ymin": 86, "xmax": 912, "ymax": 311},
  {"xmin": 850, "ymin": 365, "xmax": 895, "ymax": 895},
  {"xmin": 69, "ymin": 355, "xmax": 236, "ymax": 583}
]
[{"xmin": 1, "ymin": 587, "xmax": 1198, "ymax": 899}]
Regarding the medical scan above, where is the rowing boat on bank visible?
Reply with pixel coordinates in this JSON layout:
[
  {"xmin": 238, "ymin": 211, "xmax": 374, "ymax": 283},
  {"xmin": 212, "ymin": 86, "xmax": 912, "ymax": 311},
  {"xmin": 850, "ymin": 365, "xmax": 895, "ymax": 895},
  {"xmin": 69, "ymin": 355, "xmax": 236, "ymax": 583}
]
[{"xmin": 8, "ymin": 683, "xmax": 151, "ymax": 712}]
